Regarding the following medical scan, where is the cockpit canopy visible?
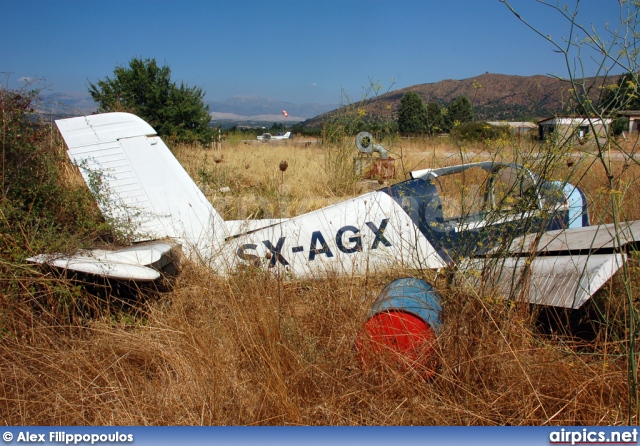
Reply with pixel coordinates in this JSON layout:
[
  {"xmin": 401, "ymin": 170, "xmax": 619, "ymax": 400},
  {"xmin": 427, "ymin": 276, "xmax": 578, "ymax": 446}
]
[{"xmin": 383, "ymin": 162, "xmax": 588, "ymax": 259}]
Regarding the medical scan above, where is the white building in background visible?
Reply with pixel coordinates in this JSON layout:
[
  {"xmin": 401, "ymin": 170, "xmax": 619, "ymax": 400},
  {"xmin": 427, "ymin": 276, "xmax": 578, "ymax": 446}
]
[{"xmin": 537, "ymin": 116, "xmax": 612, "ymax": 141}]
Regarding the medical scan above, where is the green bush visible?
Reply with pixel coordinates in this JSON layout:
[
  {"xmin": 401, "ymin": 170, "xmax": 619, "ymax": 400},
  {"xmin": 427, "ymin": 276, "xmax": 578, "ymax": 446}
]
[
  {"xmin": 0, "ymin": 87, "xmax": 113, "ymax": 260},
  {"xmin": 450, "ymin": 121, "xmax": 512, "ymax": 142}
]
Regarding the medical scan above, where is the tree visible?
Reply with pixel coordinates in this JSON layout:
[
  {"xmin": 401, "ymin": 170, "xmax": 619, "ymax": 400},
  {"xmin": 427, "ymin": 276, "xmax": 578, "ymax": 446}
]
[
  {"xmin": 88, "ymin": 57, "xmax": 213, "ymax": 144},
  {"xmin": 397, "ymin": 91, "xmax": 427, "ymax": 135},
  {"xmin": 446, "ymin": 95, "xmax": 474, "ymax": 128},
  {"xmin": 425, "ymin": 101, "xmax": 445, "ymax": 136},
  {"xmin": 600, "ymin": 72, "xmax": 640, "ymax": 113}
]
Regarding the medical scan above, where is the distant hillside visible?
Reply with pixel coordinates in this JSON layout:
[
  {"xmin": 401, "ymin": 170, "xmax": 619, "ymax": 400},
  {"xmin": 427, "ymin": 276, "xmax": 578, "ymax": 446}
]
[
  {"xmin": 39, "ymin": 91, "xmax": 97, "ymax": 116},
  {"xmin": 301, "ymin": 73, "xmax": 613, "ymax": 127},
  {"xmin": 207, "ymin": 95, "xmax": 337, "ymax": 124},
  {"xmin": 34, "ymin": 92, "xmax": 337, "ymax": 126}
]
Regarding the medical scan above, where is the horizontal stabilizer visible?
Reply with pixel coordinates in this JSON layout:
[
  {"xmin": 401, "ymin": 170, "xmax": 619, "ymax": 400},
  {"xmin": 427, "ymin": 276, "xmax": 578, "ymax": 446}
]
[{"xmin": 27, "ymin": 242, "xmax": 178, "ymax": 282}]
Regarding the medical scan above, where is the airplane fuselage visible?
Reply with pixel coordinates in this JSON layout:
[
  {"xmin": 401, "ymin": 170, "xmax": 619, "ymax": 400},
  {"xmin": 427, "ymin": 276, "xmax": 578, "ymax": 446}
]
[{"xmin": 212, "ymin": 190, "xmax": 446, "ymax": 277}]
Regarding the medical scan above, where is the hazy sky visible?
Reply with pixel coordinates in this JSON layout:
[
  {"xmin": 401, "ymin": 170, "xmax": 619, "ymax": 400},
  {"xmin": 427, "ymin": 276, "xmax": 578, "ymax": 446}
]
[{"xmin": 0, "ymin": 0, "xmax": 628, "ymax": 104}]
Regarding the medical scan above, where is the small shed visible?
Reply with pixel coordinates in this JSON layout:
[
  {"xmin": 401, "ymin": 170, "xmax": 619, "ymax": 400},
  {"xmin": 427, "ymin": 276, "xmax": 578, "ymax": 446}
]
[{"xmin": 537, "ymin": 116, "xmax": 612, "ymax": 141}]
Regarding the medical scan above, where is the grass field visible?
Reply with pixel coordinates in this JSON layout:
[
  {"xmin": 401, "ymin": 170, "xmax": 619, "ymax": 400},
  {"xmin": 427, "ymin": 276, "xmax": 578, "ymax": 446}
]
[{"xmin": 1, "ymin": 128, "xmax": 640, "ymax": 425}]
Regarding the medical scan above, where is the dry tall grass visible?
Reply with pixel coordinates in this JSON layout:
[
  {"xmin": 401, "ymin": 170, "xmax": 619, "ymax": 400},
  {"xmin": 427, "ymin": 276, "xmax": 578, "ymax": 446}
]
[
  {"xmin": 1, "ymin": 266, "xmax": 631, "ymax": 425},
  {"xmin": 1, "ymin": 133, "xmax": 638, "ymax": 425}
]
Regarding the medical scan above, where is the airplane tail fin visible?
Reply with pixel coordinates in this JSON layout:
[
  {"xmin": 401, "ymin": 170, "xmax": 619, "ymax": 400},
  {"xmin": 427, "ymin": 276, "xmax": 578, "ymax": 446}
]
[{"xmin": 55, "ymin": 112, "xmax": 227, "ymax": 262}]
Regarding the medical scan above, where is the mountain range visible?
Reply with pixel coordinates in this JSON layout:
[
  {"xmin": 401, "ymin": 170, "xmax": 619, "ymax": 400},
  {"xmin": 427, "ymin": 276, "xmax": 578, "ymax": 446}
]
[
  {"xmin": 301, "ymin": 72, "xmax": 613, "ymax": 128},
  {"xmin": 37, "ymin": 72, "xmax": 614, "ymax": 126},
  {"xmin": 38, "ymin": 91, "xmax": 337, "ymax": 123},
  {"xmin": 38, "ymin": 91, "xmax": 100, "ymax": 116}
]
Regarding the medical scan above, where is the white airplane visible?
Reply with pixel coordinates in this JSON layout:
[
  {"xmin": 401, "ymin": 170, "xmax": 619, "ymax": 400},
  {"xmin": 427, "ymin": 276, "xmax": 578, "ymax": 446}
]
[
  {"xmin": 28, "ymin": 112, "xmax": 639, "ymax": 317},
  {"xmin": 257, "ymin": 131, "xmax": 292, "ymax": 141}
]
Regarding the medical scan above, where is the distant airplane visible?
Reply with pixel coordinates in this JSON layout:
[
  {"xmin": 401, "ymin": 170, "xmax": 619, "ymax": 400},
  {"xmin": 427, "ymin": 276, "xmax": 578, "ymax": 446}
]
[
  {"xmin": 257, "ymin": 131, "xmax": 292, "ymax": 141},
  {"xmin": 29, "ymin": 112, "xmax": 639, "ymax": 314}
]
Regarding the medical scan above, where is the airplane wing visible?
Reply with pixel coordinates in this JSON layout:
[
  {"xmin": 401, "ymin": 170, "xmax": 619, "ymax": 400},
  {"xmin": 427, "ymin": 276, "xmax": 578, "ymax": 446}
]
[
  {"xmin": 461, "ymin": 253, "xmax": 626, "ymax": 309},
  {"xmin": 460, "ymin": 221, "xmax": 640, "ymax": 309},
  {"xmin": 498, "ymin": 219, "xmax": 640, "ymax": 255}
]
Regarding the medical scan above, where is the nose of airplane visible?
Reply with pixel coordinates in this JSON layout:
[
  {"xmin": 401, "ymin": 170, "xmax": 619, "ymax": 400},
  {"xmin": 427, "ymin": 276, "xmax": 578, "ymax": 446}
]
[{"xmin": 356, "ymin": 278, "xmax": 442, "ymax": 379}]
